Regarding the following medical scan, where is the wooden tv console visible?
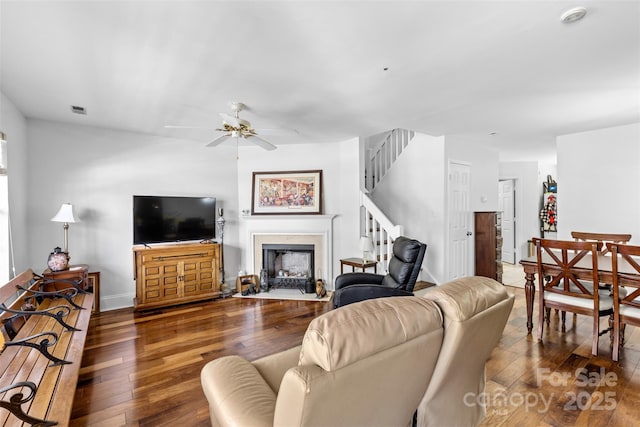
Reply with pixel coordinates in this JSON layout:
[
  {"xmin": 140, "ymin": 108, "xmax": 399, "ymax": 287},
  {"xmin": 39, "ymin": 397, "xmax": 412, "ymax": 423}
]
[{"xmin": 133, "ymin": 242, "xmax": 221, "ymax": 311}]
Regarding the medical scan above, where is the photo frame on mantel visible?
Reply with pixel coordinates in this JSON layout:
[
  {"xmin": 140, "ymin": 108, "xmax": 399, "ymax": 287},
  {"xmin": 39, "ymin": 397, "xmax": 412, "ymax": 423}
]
[{"xmin": 251, "ymin": 170, "xmax": 323, "ymax": 215}]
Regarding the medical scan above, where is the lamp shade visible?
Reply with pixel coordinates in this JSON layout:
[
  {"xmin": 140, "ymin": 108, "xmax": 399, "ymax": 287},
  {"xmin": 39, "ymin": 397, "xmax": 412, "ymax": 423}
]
[
  {"xmin": 359, "ymin": 235, "xmax": 373, "ymax": 252},
  {"xmin": 51, "ymin": 203, "xmax": 78, "ymax": 223}
]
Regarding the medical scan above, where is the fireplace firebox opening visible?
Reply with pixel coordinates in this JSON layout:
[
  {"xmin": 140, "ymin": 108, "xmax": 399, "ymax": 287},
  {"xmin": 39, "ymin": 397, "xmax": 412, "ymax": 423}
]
[{"xmin": 262, "ymin": 244, "xmax": 315, "ymax": 293}]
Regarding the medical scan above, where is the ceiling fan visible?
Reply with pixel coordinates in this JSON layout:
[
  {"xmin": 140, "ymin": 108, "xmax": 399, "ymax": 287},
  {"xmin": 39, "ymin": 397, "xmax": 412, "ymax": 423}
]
[{"xmin": 166, "ymin": 102, "xmax": 291, "ymax": 151}]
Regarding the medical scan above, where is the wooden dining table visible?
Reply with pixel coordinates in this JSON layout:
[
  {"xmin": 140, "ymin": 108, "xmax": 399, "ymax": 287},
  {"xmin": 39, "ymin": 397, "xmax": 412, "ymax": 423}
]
[{"xmin": 519, "ymin": 253, "xmax": 640, "ymax": 334}]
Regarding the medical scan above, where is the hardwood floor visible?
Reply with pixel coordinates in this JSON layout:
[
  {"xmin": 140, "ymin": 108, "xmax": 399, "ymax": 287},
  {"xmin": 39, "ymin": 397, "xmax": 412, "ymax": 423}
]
[
  {"xmin": 70, "ymin": 286, "xmax": 640, "ymax": 426},
  {"xmin": 71, "ymin": 296, "xmax": 331, "ymax": 426},
  {"xmin": 480, "ymin": 287, "xmax": 640, "ymax": 427}
]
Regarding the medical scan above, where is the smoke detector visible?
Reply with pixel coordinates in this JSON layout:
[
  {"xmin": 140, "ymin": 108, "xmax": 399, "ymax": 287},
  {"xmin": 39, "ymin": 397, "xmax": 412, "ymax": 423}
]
[{"xmin": 561, "ymin": 7, "xmax": 587, "ymax": 24}]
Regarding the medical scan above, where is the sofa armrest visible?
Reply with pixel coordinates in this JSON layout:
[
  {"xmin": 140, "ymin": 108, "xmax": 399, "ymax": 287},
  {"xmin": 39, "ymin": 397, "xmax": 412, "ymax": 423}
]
[
  {"xmin": 333, "ymin": 284, "xmax": 413, "ymax": 308},
  {"xmin": 334, "ymin": 272, "xmax": 384, "ymax": 290},
  {"xmin": 253, "ymin": 345, "xmax": 302, "ymax": 394},
  {"xmin": 201, "ymin": 355, "xmax": 276, "ymax": 427}
]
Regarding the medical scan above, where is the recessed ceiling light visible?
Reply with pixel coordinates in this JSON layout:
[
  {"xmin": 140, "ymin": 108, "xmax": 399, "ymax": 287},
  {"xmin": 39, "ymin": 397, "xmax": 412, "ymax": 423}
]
[
  {"xmin": 561, "ymin": 7, "xmax": 587, "ymax": 24},
  {"xmin": 489, "ymin": 131, "xmax": 497, "ymax": 136}
]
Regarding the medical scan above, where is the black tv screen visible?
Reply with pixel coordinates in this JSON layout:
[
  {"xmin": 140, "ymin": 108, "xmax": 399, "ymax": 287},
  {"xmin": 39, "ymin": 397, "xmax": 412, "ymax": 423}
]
[{"xmin": 133, "ymin": 195, "xmax": 216, "ymax": 244}]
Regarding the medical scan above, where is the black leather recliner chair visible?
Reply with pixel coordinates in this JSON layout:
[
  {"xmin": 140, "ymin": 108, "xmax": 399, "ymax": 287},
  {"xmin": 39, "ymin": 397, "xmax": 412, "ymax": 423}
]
[{"xmin": 333, "ymin": 236, "xmax": 427, "ymax": 308}]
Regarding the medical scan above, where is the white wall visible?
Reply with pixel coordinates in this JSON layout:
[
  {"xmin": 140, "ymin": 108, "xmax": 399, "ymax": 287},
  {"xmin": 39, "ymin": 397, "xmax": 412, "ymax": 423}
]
[
  {"xmin": 26, "ymin": 119, "xmax": 240, "ymax": 310},
  {"xmin": 236, "ymin": 138, "xmax": 360, "ymax": 286},
  {"xmin": 0, "ymin": 92, "xmax": 29, "ymax": 280},
  {"xmin": 369, "ymin": 133, "xmax": 446, "ymax": 283},
  {"xmin": 446, "ymin": 135, "xmax": 500, "ymax": 212},
  {"xmin": 557, "ymin": 122, "xmax": 640, "ymax": 242}
]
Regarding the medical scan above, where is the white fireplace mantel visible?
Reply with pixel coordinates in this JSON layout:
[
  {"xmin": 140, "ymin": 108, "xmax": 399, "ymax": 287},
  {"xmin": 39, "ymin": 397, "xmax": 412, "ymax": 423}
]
[{"xmin": 242, "ymin": 214, "xmax": 336, "ymax": 286}]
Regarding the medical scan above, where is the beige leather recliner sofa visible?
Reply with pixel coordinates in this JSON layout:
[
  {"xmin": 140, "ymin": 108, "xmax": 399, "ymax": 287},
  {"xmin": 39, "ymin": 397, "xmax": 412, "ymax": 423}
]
[
  {"xmin": 417, "ymin": 276, "xmax": 515, "ymax": 427},
  {"xmin": 201, "ymin": 276, "xmax": 514, "ymax": 427}
]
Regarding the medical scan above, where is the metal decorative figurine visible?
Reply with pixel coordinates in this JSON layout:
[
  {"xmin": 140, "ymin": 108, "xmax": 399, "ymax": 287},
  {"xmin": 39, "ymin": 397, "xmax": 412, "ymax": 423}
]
[{"xmin": 216, "ymin": 209, "xmax": 227, "ymax": 293}]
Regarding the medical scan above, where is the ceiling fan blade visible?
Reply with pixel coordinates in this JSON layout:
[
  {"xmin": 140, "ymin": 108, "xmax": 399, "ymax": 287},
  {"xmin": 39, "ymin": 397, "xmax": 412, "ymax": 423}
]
[
  {"xmin": 164, "ymin": 125, "xmax": 219, "ymax": 130},
  {"xmin": 254, "ymin": 127, "xmax": 299, "ymax": 136},
  {"xmin": 206, "ymin": 134, "xmax": 232, "ymax": 147},
  {"xmin": 248, "ymin": 135, "xmax": 277, "ymax": 151},
  {"xmin": 219, "ymin": 113, "xmax": 241, "ymax": 127}
]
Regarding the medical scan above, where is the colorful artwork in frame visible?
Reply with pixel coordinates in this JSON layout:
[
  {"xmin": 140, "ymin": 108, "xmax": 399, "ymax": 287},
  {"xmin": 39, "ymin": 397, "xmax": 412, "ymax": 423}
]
[{"xmin": 251, "ymin": 170, "xmax": 323, "ymax": 215}]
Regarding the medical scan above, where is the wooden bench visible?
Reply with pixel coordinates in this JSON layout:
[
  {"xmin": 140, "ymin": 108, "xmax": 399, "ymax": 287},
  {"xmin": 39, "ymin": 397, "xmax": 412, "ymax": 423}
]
[{"xmin": 1, "ymin": 269, "xmax": 94, "ymax": 426}]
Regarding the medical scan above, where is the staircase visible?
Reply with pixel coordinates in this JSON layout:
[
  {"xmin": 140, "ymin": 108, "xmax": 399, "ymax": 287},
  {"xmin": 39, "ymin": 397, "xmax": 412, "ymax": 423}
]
[
  {"xmin": 360, "ymin": 129, "xmax": 415, "ymax": 272},
  {"xmin": 364, "ymin": 128, "xmax": 415, "ymax": 193}
]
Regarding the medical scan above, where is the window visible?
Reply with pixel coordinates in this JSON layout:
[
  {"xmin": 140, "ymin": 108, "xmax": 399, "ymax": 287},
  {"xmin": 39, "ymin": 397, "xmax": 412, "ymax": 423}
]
[{"xmin": 0, "ymin": 132, "xmax": 9, "ymax": 281}]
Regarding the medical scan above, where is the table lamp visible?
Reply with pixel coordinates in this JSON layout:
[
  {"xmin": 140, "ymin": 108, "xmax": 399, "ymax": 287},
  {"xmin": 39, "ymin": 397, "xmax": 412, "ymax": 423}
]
[
  {"xmin": 359, "ymin": 235, "xmax": 374, "ymax": 262},
  {"xmin": 51, "ymin": 203, "xmax": 78, "ymax": 256}
]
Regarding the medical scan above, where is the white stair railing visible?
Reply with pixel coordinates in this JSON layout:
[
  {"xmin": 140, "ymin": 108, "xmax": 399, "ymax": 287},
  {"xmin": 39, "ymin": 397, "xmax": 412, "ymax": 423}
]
[
  {"xmin": 364, "ymin": 128, "xmax": 415, "ymax": 192},
  {"xmin": 358, "ymin": 128, "xmax": 415, "ymax": 273},
  {"xmin": 361, "ymin": 192, "xmax": 404, "ymax": 273}
]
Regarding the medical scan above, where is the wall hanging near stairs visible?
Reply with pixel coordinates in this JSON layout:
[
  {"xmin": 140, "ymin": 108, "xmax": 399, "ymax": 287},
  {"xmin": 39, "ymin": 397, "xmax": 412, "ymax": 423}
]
[{"xmin": 539, "ymin": 175, "xmax": 557, "ymax": 235}]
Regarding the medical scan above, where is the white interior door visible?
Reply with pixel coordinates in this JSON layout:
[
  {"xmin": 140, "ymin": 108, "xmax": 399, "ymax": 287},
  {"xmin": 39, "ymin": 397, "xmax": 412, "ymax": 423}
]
[
  {"xmin": 499, "ymin": 179, "xmax": 516, "ymax": 264},
  {"xmin": 448, "ymin": 161, "xmax": 471, "ymax": 280}
]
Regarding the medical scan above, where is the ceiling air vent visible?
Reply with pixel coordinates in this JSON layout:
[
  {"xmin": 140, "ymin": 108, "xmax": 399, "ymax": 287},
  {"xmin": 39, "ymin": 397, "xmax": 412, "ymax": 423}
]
[{"xmin": 71, "ymin": 105, "xmax": 87, "ymax": 115}]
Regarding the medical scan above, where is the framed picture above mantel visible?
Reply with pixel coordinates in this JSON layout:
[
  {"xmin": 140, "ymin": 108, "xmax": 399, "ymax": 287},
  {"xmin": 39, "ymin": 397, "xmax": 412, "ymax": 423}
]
[{"xmin": 251, "ymin": 170, "xmax": 323, "ymax": 215}]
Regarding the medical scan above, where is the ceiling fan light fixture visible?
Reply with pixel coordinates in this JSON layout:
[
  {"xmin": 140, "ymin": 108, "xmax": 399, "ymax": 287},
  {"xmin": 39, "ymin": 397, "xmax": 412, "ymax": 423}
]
[
  {"xmin": 168, "ymin": 101, "xmax": 283, "ymax": 151},
  {"xmin": 560, "ymin": 7, "xmax": 587, "ymax": 24},
  {"xmin": 230, "ymin": 102, "xmax": 245, "ymax": 113}
]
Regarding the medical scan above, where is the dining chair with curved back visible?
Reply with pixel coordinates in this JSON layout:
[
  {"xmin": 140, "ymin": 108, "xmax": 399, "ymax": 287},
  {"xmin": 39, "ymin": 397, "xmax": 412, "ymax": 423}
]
[
  {"xmin": 533, "ymin": 238, "xmax": 614, "ymax": 356},
  {"xmin": 607, "ymin": 242, "xmax": 640, "ymax": 361},
  {"xmin": 571, "ymin": 231, "xmax": 632, "ymax": 255}
]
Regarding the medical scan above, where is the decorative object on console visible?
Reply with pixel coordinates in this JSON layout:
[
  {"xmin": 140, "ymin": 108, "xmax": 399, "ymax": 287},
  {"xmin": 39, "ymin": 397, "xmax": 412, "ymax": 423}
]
[
  {"xmin": 51, "ymin": 203, "xmax": 78, "ymax": 260},
  {"xmin": 359, "ymin": 235, "xmax": 374, "ymax": 262},
  {"xmin": 216, "ymin": 208, "xmax": 228, "ymax": 295},
  {"xmin": 47, "ymin": 246, "xmax": 69, "ymax": 271},
  {"xmin": 251, "ymin": 170, "xmax": 323, "ymax": 215}
]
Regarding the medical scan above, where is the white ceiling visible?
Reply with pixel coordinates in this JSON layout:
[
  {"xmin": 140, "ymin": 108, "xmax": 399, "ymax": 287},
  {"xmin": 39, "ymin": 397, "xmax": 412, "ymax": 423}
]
[{"xmin": 1, "ymin": 1, "xmax": 639, "ymax": 163}]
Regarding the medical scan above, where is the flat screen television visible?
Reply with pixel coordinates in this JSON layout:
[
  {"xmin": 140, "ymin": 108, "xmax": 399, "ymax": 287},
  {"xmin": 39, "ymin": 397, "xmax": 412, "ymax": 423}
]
[{"xmin": 133, "ymin": 195, "xmax": 216, "ymax": 245}]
